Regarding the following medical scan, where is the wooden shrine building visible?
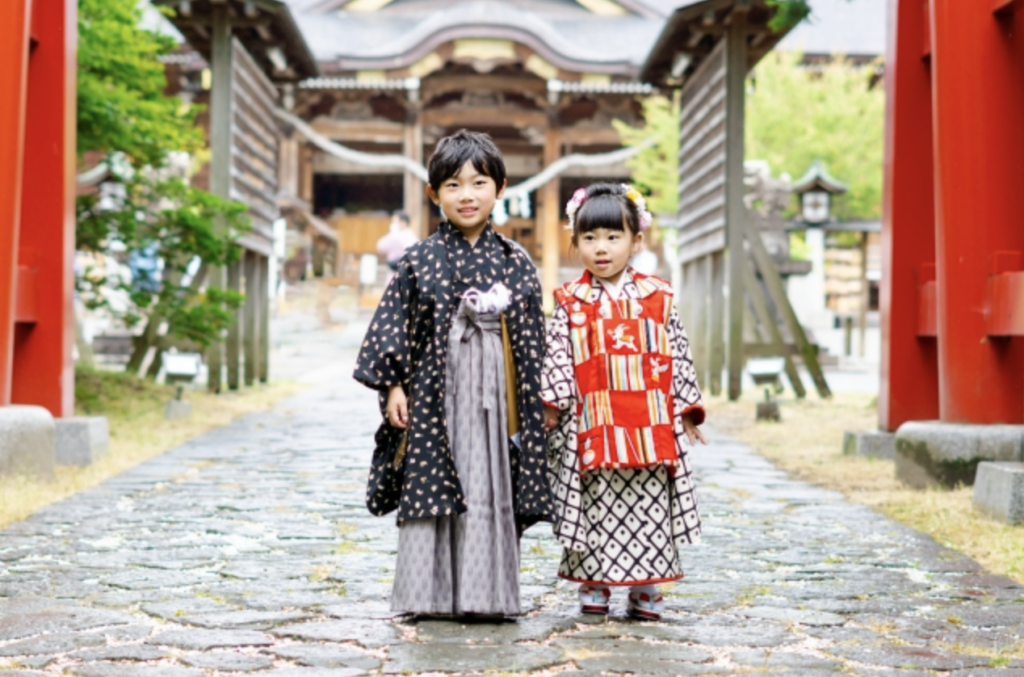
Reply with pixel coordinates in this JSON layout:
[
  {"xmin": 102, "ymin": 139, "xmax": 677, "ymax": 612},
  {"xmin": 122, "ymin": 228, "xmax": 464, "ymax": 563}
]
[
  {"xmin": 641, "ymin": 0, "xmax": 829, "ymax": 400},
  {"xmin": 281, "ymin": 0, "xmax": 678, "ymax": 299},
  {"xmin": 157, "ymin": 0, "xmax": 319, "ymax": 392}
]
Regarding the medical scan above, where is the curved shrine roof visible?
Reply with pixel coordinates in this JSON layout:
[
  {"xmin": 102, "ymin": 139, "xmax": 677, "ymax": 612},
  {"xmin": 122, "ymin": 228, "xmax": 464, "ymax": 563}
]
[{"xmin": 284, "ymin": 0, "xmax": 674, "ymax": 74}]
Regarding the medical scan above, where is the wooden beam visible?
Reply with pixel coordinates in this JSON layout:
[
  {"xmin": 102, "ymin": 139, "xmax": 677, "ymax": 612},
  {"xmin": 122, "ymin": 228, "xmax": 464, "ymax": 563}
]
[
  {"xmin": 421, "ymin": 106, "xmax": 547, "ymax": 129},
  {"xmin": 707, "ymin": 250, "xmax": 725, "ymax": 396},
  {"xmin": 691, "ymin": 255, "xmax": 710, "ymax": 387},
  {"xmin": 994, "ymin": 0, "xmax": 1023, "ymax": 15},
  {"xmin": 745, "ymin": 215, "xmax": 831, "ymax": 398},
  {"xmin": 244, "ymin": 251, "xmax": 259, "ymax": 386},
  {"xmin": 724, "ymin": 13, "xmax": 747, "ymax": 400},
  {"xmin": 540, "ymin": 126, "xmax": 561, "ymax": 312},
  {"xmin": 206, "ymin": 2, "xmax": 234, "ymax": 393},
  {"xmin": 743, "ymin": 261, "xmax": 807, "ymax": 398},
  {"xmin": 226, "ymin": 260, "xmax": 242, "ymax": 390},
  {"xmin": 403, "ymin": 108, "xmax": 425, "ymax": 237},
  {"xmin": 258, "ymin": 254, "xmax": 270, "ymax": 383},
  {"xmin": 421, "ymin": 74, "xmax": 547, "ymax": 99}
]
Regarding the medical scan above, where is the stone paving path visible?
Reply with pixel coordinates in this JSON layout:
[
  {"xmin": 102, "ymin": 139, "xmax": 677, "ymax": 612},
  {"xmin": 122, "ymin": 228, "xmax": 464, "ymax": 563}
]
[{"xmin": 2, "ymin": 327, "xmax": 1023, "ymax": 676}]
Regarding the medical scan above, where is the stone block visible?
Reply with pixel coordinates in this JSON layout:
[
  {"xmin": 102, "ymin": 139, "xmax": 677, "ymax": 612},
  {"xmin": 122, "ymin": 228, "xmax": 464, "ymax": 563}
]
[
  {"xmin": 843, "ymin": 430, "xmax": 896, "ymax": 460},
  {"xmin": 895, "ymin": 421, "xmax": 1024, "ymax": 489},
  {"xmin": 972, "ymin": 462, "xmax": 1024, "ymax": 524},
  {"xmin": 165, "ymin": 400, "xmax": 192, "ymax": 421},
  {"xmin": 54, "ymin": 416, "xmax": 109, "ymax": 466},
  {"xmin": 0, "ymin": 405, "xmax": 55, "ymax": 480},
  {"xmin": 756, "ymin": 401, "xmax": 780, "ymax": 422}
]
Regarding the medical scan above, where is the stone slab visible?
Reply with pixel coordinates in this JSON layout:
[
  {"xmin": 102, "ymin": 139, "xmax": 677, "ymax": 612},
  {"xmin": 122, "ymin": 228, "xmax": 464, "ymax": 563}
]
[
  {"xmin": 736, "ymin": 606, "xmax": 846, "ymax": 627},
  {"xmin": 72, "ymin": 645, "xmax": 171, "ymax": 662},
  {"xmin": 383, "ymin": 643, "xmax": 565, "ymax": 674},
  {"xmin": 973, "ymin": 461, "xmax": 1024, "ymax": 524},
  {"xmin": 179, "ymin": 651, "xmax": 274, "ymax": 671},
  {"xmin": 266, "ymin": 644, "xmax": 381, "ymax": 671},
  {"xmin": 0, "ymin": 630, "xmax": 107, "ymax": 656},
  {"xmin": 259, "ymin": 670, "xmax": 365, "ymax": 677},
  {"xmin": 145, "ymin": 629, "xmax": 274, "ymax": 650},
  {"xmin": 71, "ymin": 664, "xmax": 204, "ymax": 677},
  {"xmin": 0, "ymin": 405, "xmax": 55, "ymax": 480},
  {"xmin": 828, "ymin": 645, "xmax": 991, "ymax": 671},
  {"xmin": 271, "ymin": 620, "xmax": 396, "ymax": 649},
  {"xmin": 557, "ymin": 638, "xmax": 713, "ymax": 676},
  {"xmin": 54, "ymin": 416, "xmax": 110, "ymax": 466},
  {"xmin": 895, "ymin": 421, "xmax": 1024, "ymax": 489},
  {"xmin": 0, "ymin": 601, "xmax": 135, "ymax": 641},
  {"xmin": 165, "ymin": 400, "xmax": 192, "ymax": 421},
  {"xmin": 843, "ymin": 430, "xmax": 896, "ymax": 460}
]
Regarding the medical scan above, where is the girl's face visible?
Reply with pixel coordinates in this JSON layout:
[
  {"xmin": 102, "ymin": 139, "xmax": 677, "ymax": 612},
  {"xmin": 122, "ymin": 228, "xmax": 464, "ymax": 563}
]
[
  {"xmin": 427, "ymin": 160, "xmax": 506, "ymax": 238},
  {"xmin": 576, "ymin": 219, "xmax": 643, "ymax": 285}
]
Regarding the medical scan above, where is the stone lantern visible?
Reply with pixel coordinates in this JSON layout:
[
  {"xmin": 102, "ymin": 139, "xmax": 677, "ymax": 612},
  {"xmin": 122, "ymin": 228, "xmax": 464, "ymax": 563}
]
[{"xmin": 787, "ymin": 160, "xmax": 849, "ymax": 339}]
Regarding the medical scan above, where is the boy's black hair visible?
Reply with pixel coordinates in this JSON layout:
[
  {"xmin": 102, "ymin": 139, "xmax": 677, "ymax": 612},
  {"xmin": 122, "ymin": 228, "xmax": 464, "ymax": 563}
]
[
  {"xmin": 427, "ymin": 129, "xmax": 507, "ymax": 192},
  {"xmin": 393, "ymin": 210, "xmax": 410, "ymax": 226},
  {"xmin": 572, "ymin": 183, "xmax": 640, "ymax": 241}
]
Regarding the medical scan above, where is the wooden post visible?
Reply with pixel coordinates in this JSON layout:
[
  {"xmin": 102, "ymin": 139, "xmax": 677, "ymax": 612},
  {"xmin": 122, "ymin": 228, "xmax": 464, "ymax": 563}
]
[
  {"xmin": 724, "ymin": 11, "xmax": 748, "ymax": 401},
  {"xmin": 691, "ymin": 256, "xmax": 709, "ymax": 387},
  {"xmin": 244, "ymin": 251, "xmax": 259, "ymax": 386},
  {"xmin": 859, "ymin": 232, "xmax": 869, "ymax": 357},
  {"xmin": 540, "ymin": 126, "xmax": 561, "ymax": 312},
  {"xmin": 0, "ymin": 0, "xmax": 32, "ymax": 405},
  {"xmin": 206, "ymin": 4, "xmax": 233, "ymax": 393},
  {"xmin": 746, "ymin": 216, "xmax": 831, "ymax": 398},
  {"xmin": 258, "ymin": 254, "xmax": 270, "ymax": 383},
  {"xmin": 403, "ymin": 106, "xmax": 424, "ymax": 237},
  {"xmin": 226, "ymin": 260, "xmax": 241, "ymax": 389},
  {"xmin": 743, "ymin": 262, "xmax": 806, "ymax": 397},
  {"xmin": 707, "ymin": 251, "xmax": 725, "ymax": 396}
]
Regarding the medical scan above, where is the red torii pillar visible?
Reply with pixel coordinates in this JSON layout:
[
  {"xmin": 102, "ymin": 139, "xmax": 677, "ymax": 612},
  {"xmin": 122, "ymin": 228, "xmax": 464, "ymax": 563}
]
[
  {"xmin": 882, "ymin": 0, "xmax": 1024, "ymax": 430},
  {"xmin": 0, "ymin": 0, "xmax": 77, "ymax": 417}
]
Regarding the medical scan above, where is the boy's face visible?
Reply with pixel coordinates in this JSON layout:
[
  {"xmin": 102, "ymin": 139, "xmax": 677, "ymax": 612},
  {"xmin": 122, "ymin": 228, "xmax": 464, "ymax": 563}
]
[{"xmin": 427, "ymin": 160, "xmax": 506, "ymax": 233}]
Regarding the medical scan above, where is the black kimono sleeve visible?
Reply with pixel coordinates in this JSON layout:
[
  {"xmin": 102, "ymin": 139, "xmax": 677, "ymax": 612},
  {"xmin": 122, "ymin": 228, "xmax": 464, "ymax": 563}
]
[{"xmin": 353, "ymin": 258, "xmax": 416, "ymax": 392}]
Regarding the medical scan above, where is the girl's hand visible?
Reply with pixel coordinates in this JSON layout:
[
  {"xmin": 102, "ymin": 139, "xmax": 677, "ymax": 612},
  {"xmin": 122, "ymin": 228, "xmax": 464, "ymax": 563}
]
[
  {"xmin": 682, "ymin": 413, "xmax": 707, "ymax": 446},
  {"xmin": 387, "ymin": 385, "xmax": 409, "ymax": 429},
  {"xmin": 543, "ymin": 405, "xmax": 560, "ymax": 431}
]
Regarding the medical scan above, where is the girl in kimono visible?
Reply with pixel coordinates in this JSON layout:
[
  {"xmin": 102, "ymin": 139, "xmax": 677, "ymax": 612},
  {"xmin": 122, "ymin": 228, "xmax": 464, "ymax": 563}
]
[
  {"xmin": 541, "ymin": 183, "xmax": 706, "ymax": 621},
  {"xmin": 354, "ymin": 130, "xmax": 552, "ymax": 618}
]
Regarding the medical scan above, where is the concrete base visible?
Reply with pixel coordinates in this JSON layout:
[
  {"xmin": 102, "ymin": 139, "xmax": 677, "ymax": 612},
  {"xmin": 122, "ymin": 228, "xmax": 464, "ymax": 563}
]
[
  {"xmin": 843, "ymin": 430, "xmax": 895, "ymax": 460},
  {"xmin": 973, "ymin": 462, "xmax": 1024, "ymax": 524},
  {"xmin": 895, "ymin": 421, "xmax": 1024, "ymax": 489},
  {"xmin": 0, "ymin": 405, "xmax": 55, "ymax": 480},
  {"xmin": 165, "ymin": 400, "xmax": 192, "ymax": 421},
  {"xmin": 54, "ymin": 416, "xmax": 110, "ymax": 466}
]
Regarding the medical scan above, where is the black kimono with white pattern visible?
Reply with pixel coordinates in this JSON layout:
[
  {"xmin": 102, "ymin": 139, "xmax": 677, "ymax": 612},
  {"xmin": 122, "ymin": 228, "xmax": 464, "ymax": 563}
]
[{"xmin": 354, "ymin": 221, "xmax": 553, "ymax": 529}]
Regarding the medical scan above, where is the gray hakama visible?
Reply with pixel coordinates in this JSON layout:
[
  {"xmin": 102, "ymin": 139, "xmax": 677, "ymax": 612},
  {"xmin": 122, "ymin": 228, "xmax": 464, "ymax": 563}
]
[{"xmin": 390, "ymin": 295, "xmax": 521, "ymax": 615}]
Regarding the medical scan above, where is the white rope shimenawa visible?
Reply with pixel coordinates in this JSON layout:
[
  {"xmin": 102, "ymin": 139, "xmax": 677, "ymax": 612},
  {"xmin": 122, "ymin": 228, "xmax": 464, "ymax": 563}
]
[{"xmin": 273, "ymin": 108, "xmax": 654, "ymax": 199}]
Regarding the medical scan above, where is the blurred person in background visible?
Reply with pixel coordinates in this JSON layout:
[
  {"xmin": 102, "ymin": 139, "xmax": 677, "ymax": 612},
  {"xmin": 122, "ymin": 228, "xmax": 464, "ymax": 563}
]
[{"xmin": 376, "ymin": 211, "xmax": 418, "ymax": 283}]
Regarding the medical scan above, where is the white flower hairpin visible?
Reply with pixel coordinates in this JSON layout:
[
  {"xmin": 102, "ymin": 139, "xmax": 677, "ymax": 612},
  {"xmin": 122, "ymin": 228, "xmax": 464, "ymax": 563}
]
[{"xmin": 563, "ymin": 185, "xmax": 653, "ymax": 231}]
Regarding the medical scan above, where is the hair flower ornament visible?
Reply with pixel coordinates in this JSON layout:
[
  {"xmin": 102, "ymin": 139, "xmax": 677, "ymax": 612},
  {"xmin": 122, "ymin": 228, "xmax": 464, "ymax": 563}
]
[
  {"xmin": 565, "ymin": 187, "xmax": 588, "ymax": 231},
  {"xmin": 622, "ymin": 184, "xmax": 654, "ymax": 231}
]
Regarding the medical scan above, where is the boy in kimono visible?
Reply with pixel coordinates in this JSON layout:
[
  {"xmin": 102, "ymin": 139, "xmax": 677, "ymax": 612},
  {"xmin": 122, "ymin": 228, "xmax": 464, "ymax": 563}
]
[{"xmin": 354, "ymin": 130, "xmax": 552, "ymax": 617}]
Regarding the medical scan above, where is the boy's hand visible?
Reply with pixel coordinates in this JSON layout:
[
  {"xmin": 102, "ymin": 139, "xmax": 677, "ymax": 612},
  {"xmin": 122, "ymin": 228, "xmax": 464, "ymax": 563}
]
[
  {"xmin": 682, "ymin": 413, "xmax": 707, "ymax": 446},
  {"xmin": 387, "ymin": 385, "xmax": 409, "ymax": 429},
  {"xmin": 543, "ymin": 405, "xmax": 560, "ymax": 432}
]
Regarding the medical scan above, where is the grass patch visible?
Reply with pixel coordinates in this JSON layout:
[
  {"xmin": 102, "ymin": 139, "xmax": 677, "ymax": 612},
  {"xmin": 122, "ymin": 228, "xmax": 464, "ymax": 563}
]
[
  {"xmin": 709, "ymin": 392, "xmax": 1024, "ymax": 584},
  {"xmin": 0, "ymin": 366, "xmax": 303, "ymax": 529}
]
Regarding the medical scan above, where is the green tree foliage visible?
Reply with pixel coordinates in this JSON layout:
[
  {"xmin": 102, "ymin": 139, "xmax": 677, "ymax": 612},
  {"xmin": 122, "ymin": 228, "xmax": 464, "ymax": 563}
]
[
  {"xmin": 746, "ymin": 51, "xmax": 884, "ymax": 222},
  {"xmin": 613, "ymin": 95, "xmax": 679, "ymax": 216},
  {"xmin": 766, "ymin": 0, "xmax": 812, "ymax": 32},
  {"xmin": 77, "ymin": 0, "xmax": 249, "ymax": 370},
  {"xmin": 78, "ymin": 0, "xmax": 203, "ymax": 165}
]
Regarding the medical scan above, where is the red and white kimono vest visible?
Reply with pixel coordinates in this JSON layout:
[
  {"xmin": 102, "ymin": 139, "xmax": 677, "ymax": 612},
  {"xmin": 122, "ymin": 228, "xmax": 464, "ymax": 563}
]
[{"xmin": 553, "ymin": 272, "xmax": 680, "ymax": 474}]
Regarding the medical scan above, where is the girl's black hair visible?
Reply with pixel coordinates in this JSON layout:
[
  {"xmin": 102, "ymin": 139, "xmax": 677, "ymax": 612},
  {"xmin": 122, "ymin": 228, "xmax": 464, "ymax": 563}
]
[
  {"xmin": 427, "ymin": 129, "xmax": 507, "ymax": 192},
  {"xmin": 572, "ymin": 183, "xmax": 641, "ymax": 241}
]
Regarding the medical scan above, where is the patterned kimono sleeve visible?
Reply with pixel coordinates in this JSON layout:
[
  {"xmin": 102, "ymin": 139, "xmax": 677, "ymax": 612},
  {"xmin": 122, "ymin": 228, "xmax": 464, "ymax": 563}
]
[
  {"xmin": 667, "ymin": 305, "xmax": 705, "ymax": 426},
  {"xmin": 353, "ymin": 259, "xmax": 415, "ymax": 392},
  {"xmin": 540, "ymin": 304, "xmax": 576, "ymax": 411}
]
